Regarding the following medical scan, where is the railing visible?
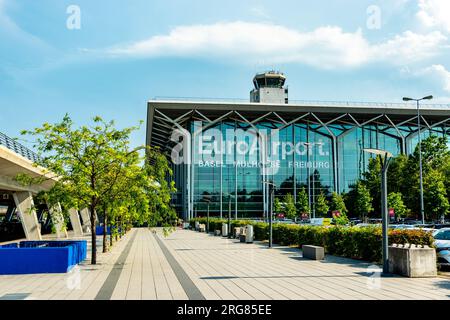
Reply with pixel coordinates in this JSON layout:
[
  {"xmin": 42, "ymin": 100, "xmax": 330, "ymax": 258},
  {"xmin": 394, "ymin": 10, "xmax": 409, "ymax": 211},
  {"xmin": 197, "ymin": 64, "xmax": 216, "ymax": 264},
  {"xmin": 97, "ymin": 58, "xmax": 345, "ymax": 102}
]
[
  {"xmin": 151, "ymin": 96, "xmax": 450, "ymax": 109},
  {"xmin": 0, "ymin": 132, "xmax": 40, "ymax": 163}
]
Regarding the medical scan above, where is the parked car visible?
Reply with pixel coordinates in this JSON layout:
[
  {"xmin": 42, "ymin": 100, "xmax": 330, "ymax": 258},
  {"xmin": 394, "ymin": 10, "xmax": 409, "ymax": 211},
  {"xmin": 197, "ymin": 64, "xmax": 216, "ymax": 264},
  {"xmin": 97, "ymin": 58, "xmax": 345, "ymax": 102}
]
[
  {"xmin": 274, "ymin": 218, "xmax": 295, "ymax": 224},
  {"xmin": 354, "ymin": 223, "xmax": 381, "ymax": 228},
  {"xmin": 403, "ymin": 219, "xmax": 423, "ymax": 225},
  {"xmin": 434, "ymin": 224, "xmax": 450, "ymax": 230},
  {"xmin": 433, "ymin": 228, "xmax": 450, "ymax": 267},
  {"xmin": 389, "ymin": 224, "xmax": 416, "ymax": 230},
  {"xmin": 349, "ymin": 219, "xmax": 362, "ymax": 226}
]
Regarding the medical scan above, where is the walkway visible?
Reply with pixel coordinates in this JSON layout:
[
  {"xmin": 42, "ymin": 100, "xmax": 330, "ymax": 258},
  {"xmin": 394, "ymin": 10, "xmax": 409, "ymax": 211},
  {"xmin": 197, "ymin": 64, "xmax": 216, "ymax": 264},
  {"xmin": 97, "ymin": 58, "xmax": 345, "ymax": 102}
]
[{"xmin": 0, "ymin": 228, "xmax": 449, "ymax": 300}]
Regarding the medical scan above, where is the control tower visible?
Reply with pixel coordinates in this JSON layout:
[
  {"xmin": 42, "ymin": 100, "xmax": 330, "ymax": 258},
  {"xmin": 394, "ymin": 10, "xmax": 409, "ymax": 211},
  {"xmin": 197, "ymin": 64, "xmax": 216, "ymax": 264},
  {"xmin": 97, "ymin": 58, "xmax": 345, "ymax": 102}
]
[{"xmin": 250, "ymin": 71, "xmax": 288, "ymax": 104}]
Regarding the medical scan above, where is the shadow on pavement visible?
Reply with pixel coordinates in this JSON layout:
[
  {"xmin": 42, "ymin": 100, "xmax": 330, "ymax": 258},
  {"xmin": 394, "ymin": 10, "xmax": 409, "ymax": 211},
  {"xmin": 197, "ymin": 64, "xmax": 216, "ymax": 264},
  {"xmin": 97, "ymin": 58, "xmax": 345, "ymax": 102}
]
[{"xmin": 200, "ymin": 274, "xmax": 363, "ymax": 280}]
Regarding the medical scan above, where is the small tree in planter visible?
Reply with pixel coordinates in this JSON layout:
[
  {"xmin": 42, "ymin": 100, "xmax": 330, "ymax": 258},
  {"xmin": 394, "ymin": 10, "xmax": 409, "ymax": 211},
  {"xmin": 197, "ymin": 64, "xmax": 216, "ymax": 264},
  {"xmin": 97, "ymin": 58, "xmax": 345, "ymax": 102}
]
[
  {"xmin": 283, "ymin": 193, "xmax": 297, "ymax": 220},
  {"xmin": 354, "ymin": 181, "xmax": 373, "ymax": 222},
  {"xmin": 387, "ymin": 192, "xmax": 409, "ymax": 220},
  {"xmin": 330, "ymin": 192, "xmax": 349, "ymax": 225},
  {"xmin": 296, "ymin": 187, "xmax": 310, "ymax": 218},
  {"xmin": 274, "ymin": 197, "xmax": 283, "ymax": 215},
  {"xmin": 315, "ymin": 192, "xmax": 329, "ymax": 217}
]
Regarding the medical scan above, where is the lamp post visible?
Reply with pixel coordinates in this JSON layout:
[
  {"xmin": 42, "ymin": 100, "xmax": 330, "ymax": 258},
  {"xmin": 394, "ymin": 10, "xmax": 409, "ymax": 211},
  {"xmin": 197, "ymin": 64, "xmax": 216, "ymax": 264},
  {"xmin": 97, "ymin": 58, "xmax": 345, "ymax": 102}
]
[
  {"xmin": 364, "ymin": 148, "xmax": 393, "ymax": 275},
  {"xmin": 263, "ymin": 180, "xmax": 276, "ymax": 248},
  {"xmin": 304, "ymin": 142, "xmax": 313, "ymax": 218},
  {"xmin": 202, "ymin": 195, "xmax": 212, "ymax": 233},
  {"xmin": 402, "ymin": 95, "xmax": 433, "ymax": 224},
  {"xmin": 224, "ymin": 178, "xmax": 233, "ymax": 238},
  {"xmin": 228, "ymin": 194, "xmax": 232, "ymax": 238}
]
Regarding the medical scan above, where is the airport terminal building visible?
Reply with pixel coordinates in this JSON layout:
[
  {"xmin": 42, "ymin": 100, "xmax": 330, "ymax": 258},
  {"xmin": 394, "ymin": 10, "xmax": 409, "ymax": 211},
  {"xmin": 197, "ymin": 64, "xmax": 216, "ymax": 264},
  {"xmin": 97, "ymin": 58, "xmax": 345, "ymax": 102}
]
[{"xmin": 146, "ymin": 72, "xmax": 450, "ymax": 220}]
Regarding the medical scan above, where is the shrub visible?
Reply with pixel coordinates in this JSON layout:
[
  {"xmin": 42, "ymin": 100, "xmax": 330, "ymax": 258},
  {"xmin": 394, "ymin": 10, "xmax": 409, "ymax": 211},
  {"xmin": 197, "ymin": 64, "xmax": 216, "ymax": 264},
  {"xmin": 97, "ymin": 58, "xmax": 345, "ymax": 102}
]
[
  {"xmin": 273, "ymin": 224, "xmax": 300, "ymax": 246},
  {"xmin": 188, "ymin": 218, "xmax": 434, "ymax": 263}
]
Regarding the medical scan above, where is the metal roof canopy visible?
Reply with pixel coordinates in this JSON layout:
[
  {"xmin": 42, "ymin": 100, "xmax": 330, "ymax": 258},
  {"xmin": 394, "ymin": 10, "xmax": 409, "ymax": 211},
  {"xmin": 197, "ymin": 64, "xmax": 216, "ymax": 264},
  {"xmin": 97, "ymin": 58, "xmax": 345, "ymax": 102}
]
[{"xmin": 146, "ymin": 100, "xmax": 450, "ymax": 150}]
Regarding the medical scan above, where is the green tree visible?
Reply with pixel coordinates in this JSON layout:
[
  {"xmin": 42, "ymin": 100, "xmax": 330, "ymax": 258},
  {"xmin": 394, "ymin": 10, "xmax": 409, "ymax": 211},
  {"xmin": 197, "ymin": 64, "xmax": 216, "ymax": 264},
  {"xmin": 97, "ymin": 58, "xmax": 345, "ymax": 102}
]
[
  {"xmin": 296, "ymin": 187, "xmax": 310, "ymax": 217},
  {"xmin": 362, "ymin": 157, "xmax": 381, "ymax": 213},
  {"xmin": 329, "ymin": 192, "xmax": 348, "ymax": 215},
  {"xmin": 97, "ymin": 149, "xmax": 142, "ymax": 253},
  {"xmin": 387, "ymin": 192, "xmax": 408, "ymax": 219},
  {"xmin": 144, "ymin": 148, "xmax": 177, "ymax": 231},
  {"xmin": 423, "ymin": 169, "xmax": 450, "ymax": 221},
  {"xmin": 329, "ymin": 192, "xmax": 349, "ymax": 225},
  {"xmin": 413, "ymin": 135, "xmax": 450, "ymax": 171},
  {"xmin": 274, "ymin": 197, "xmax": 283, "ymax": 214},
  {"xmin": 387, "ymin": 154, "xmax": 408, "ymax": 194},
  {"xmin": 353, "ymin": 181, "xmax": 373, "ymax": 221},
  {"xmin": 315, "ymin": 192, "xmax": 329, "ymax": 217},
  {"xmin": 404, "ymin": 135, "xmax": 450, "ymax": 215},
  {"xmin": 20, "ymin": 115, "xmax": 155, "ymax": 264},
  {"xmin": 283, "ymin": 193, "xmax": 297, "ymax": 220},
  {"xmin": 442, "ymin": 155, "xmax": 450, "ymax": 205}
]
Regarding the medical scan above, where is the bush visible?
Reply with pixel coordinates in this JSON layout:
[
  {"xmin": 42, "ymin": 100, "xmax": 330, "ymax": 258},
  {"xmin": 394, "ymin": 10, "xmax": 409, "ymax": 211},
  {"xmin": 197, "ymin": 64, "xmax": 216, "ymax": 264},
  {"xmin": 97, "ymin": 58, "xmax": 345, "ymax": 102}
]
[
  {"xmin": 188, "ymin": 218, "xmax": 434, "ymax": 263},
  {"xmin": 273, "ymin": 224, "xmax": 299, "ymax": 246}
]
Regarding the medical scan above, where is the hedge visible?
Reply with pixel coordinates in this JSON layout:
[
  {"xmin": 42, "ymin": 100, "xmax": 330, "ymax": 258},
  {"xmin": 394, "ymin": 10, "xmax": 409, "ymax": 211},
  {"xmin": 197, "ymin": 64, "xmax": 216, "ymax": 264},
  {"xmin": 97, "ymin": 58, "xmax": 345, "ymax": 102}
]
[{"xmin": 189, "ymin": 218, "xmax": 434, "ymax": 263}]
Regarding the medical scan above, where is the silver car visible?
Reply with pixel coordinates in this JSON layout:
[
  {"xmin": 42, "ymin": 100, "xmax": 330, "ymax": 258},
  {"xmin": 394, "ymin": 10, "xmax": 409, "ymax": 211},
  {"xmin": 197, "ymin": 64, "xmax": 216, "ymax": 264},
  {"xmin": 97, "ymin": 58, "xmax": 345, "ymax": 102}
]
[{"xmin": 433, "ymin": 228, "xmax": 450, "ymax": 266}]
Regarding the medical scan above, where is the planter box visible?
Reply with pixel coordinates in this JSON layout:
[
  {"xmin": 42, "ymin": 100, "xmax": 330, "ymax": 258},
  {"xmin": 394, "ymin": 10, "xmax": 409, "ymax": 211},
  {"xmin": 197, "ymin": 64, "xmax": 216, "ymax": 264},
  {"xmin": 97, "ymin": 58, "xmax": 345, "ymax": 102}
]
[
  {"xmin": 0, "ymin": 241, "xmax": 87, "ymax": 274},
  {"xmin": 388, "ymin": 244, "xmax": 437, "ymax": 278},
  {"xmin": 233, "ymin": 227, "xmax": 241, "ymax": 238}
]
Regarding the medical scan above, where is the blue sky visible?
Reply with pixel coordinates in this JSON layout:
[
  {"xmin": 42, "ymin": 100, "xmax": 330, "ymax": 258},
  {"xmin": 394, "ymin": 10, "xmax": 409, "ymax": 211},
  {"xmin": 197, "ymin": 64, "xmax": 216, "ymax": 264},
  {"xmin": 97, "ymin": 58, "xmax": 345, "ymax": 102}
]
[{"xmin": 1, "ymin": 0, "xmax": 450, "ymax": 149}]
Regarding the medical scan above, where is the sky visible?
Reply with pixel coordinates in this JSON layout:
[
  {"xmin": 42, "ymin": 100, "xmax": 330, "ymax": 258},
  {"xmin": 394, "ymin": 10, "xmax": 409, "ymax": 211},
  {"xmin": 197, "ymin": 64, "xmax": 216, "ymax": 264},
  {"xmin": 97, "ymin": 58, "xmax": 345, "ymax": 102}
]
[{"xmin": 1, "ymin": 0, "xmax": 450, "ymax": 149}]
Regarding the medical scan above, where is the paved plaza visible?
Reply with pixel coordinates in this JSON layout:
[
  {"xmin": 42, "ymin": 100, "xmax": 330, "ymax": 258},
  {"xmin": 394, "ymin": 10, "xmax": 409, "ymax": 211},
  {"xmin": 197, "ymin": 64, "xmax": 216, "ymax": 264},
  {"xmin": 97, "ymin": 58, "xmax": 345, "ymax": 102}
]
[{"xmin": 1, "ymin": 228, "xmax": 450, "ymax": 300}]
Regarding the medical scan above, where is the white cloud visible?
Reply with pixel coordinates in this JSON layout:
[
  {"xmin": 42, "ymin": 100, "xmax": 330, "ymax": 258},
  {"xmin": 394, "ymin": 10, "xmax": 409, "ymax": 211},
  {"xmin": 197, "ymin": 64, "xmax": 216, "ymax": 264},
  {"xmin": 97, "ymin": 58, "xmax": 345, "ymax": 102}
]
[
  {"xmin": 418, "ymin": 64, "xmax": 450, "ymax": 92},
  {"xmin": 373, "ymin": 30, "xmax": 447, "ymax": 64},
  {"xmin": 105, "ymin": 21, "xmax": 447, "ymax": 69},
  {"xmin": 417, "ymin": 0, "xmax": 450, "ymax": 33}
]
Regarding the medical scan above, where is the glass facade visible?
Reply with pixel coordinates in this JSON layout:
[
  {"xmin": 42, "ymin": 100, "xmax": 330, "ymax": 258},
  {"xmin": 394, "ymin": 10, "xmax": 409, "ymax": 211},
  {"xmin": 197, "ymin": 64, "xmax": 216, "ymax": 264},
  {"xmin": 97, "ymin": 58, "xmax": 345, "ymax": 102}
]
[{"xmin": 155, "ymin": 105, "xmax": 450, "ymax": 221}]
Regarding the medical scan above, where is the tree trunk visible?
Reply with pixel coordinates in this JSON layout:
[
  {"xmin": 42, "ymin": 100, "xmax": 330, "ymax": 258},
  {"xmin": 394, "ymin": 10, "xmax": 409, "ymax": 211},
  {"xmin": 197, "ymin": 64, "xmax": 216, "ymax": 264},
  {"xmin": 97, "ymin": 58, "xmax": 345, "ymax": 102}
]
[
  {"xmin": 102, "ymin": 211, "xmax": 108, "ymax": 253},
  {"xmin": 90, "ymin": 204, "xmax": 97, "ymax": 265},
  {"xmin": 109, "ymin": 223, "xmax": 113, "ymax": 247}
]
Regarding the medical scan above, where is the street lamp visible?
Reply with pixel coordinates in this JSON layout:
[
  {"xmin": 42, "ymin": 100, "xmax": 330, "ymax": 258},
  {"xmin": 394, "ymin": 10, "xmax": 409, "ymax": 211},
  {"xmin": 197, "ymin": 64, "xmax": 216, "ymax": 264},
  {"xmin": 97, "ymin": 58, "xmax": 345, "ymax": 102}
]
[
  {"xmin": 304, "ymin": 142, "xmax": 313, "ymax": 218},
  {"xmin": 224, "ymin": 178, "xmax": 233, "ymax": 238},
  {"xmin": 202, "ymin": 195, "xmax": 212, "ymax": 233},
  {"xmin": 364, "ymin": 148, "xmax": 393, "ymax": 275},
  {"xmin": 402, "ymin": 95, "xmax": 433, "ymax": 224},
  {"xmin": 263, "ymin": 180, "xmax": 276, "ymax": 248},
  {"xmin": 228, "ymin": 194, "xmax": 232, "ymax": 238}
]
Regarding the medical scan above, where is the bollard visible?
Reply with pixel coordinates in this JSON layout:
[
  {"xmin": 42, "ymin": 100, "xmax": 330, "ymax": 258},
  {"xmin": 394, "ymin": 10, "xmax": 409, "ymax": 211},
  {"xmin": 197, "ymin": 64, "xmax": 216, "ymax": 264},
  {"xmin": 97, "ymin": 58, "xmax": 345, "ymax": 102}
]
[
  {"xmin": 245, "ymin": 225, "xmax": 254, "ymax": 243},
  {"xmin": 222, "ymin": 223, "xmax": 228, "ymax": 237}
]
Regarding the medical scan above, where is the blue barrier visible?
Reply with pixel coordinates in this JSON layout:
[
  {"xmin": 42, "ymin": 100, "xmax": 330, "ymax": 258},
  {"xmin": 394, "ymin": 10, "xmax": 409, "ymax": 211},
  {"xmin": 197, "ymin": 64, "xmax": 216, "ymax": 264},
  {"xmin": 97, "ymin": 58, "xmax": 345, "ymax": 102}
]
[
  {"xmin": 96, "ymin": 226, "xmax": 111, "ymax": 235},
  {"xmin": 96, "ymin": 226, "xmax": 121, "ymax": 235},
  {"xmin": 0, "ymin": 240, "xmax": 87, "ymax": 274}
]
